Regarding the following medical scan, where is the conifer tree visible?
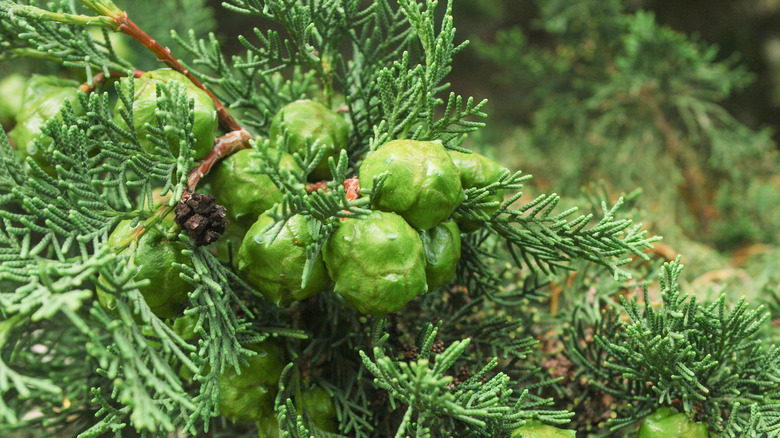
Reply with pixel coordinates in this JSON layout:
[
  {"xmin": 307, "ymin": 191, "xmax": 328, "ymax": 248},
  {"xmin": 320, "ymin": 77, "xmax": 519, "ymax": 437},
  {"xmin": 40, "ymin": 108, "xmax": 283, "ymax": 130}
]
[{"xmin": 0, "ymin": 1, "xmax": 778, "ymax": 437}]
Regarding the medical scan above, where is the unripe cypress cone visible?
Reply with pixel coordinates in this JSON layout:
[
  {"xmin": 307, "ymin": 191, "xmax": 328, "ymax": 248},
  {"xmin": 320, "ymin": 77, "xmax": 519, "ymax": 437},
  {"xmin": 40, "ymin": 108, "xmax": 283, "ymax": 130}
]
[
  {"xmin": 96, "ymin": 218, "xmax": 191, "ymax": 319},
  {"xmin": 254, "ymin": 386, "xmax": 338, "ymax": 436},
  {"xmin": 300, "ymin": 386, "xmax": 337, "ymax": 432},
  {"xmin": 208, "ymin": 148, "xmax": 300, "ymax": 230},
  {"xmin": 114, "ymin": 69, "xmax": 218, "ymax": 160},
  {"xmin": 237, "ymin": 213, "xmax": 330, "ymax": 305},
  {"xmin": 510, "ymin": 420, "xmax": 576, "ymax": 438},
  {"xmin": 219, "ymin": 341, "xmax": 285, "ymax": 423},
  {"xmin": 269, "ymin": 99, "xmax": 349, "ymax": 180},
  {"xmin": 322, "ymin": 210, "xmax": 427, "ymax": 316},
  {"xmin": 171, "ymin": 314, "xmax": 200, "ymax": 341},
  {"xmin": 420, "ymin": 220, "xmax": 461, "ymax": 290},
  {"xmin": 637, "ymin": 407, "xmax": 709, "ymax": 438},
  {"xmin": 447, "ymin": 149, "xmax": 508, "ymax": 232},
  {"xmin": 9, "ymin": 75, "xmax": 85, "ymax": 176},
  {"xmin": 0, "ymin": 73, "xmax": 26, "ymax": 128},
  {"xmin": 255, "ymin": 414, "xmax": 280, "ymax": 438},
  {"xmin": 359, "ymin": 139, "xmax": 465, "ymax": 230}
]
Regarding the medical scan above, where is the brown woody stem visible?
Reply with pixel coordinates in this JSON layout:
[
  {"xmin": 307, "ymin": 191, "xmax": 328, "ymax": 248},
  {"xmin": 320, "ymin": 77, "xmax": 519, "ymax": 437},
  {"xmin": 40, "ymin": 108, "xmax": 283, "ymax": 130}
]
[
  {"xmin": 79, "ymin": 69, "xmax": 145, "ymax": 93},
  {"xmin": 112, "ymin": 12, "xmax": 240, "ymax": 132},
  {"xmin": 106, "ymin": 11, "xmax": 254, "ymax": 202},
  {"xmin": 187, "ymin": 128, "xmax": 252, "ymax": 192},
  {"xmin": 114, "ymin": 204, "xmax": 173, "ymax": 251}
]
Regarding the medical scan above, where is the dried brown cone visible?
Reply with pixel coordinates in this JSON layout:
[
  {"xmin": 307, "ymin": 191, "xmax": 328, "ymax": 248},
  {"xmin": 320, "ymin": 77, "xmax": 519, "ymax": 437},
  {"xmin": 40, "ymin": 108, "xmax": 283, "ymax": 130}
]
[
  {"xmin": 430, "ymin": 339, "xmax": 445, "ymax": 355},
  {"xmin": 174, "ymin": 192, "xmax": 228, "ymax": 247},
  {"xmin": 398, "ymin": 343, "xmax": 420, "ymax": 361},
  {"xmin": 448, "ymin": 365, "xmax": 474, "ymax": 388}
]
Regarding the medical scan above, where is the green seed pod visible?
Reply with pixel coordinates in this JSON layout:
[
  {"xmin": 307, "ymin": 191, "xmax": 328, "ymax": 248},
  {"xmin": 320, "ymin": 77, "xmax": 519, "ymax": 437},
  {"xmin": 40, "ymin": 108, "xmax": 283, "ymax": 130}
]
[
  {"xmin": 171, "ymin": 314, "xmax": 200, "ymax": 341},
  {"xmin": 300, "ymin": 386, "xmax": 337, "ymax": 433},
  {"xmin": 420, "ymin": 220, "xmax": 461, "ymax": 290},
  {"xmin": 359, "ymin": 140, "xmax": 465, "ymax": 231},
  {"xmin": 237, "ymin": 213, "xmax": 330, "ymax": 306},
  {"xmin": 447, "ymin": 149, "xmax": 508, "ymax": 232},
  {"xmin": 322, "ymin": 210, "xmax": 427, "ymax": 316},
  {"xmin": 208, "ymin": 148, "xmax": 300, "ymax": 230},
  {"xmin": 96, "ymin": 218, "xmax": 191, "ymax": 319},
  {"xmin": 510, "ymin": 420, "xmax": 576, "ymax": 438},
  {"xmin": 215, "ymin": 222, "xmax": 249, "ymax": 269},
  {"xmin": 637, "ymin": 408, "xmax": 709, "ymax": 438},
  {"xmin": 114, "ymin": 69, "xmax": 217, "ymax": 160},
  {"xmin": 256, "ymin": 414, "xmax": 280, "ymax": 438},
  {"xmin": 269, "ymin": 99, "xmax": 349, "ymax": 180},
  {"xmin": 0, "ymin": 73, "xmax": 26, "ymax": 127},
  {"xmin": 219, "ymin": 341, "xmax": 285, "ymax": 423},
  {"xmin": 8, "ymin": 75, "xmax": 84, "ymax": 176}
]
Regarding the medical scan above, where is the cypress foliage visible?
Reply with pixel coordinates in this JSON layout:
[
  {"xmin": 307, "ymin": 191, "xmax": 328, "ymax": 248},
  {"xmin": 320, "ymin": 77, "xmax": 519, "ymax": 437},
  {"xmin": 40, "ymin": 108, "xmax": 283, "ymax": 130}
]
[{"xmin": 0, "ymin": 1, "xmax": 777, "ymax": 437}]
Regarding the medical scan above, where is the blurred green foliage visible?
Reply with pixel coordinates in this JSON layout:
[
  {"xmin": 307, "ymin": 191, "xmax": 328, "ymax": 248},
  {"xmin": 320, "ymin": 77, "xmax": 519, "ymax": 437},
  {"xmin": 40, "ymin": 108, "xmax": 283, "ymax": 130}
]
[{"xmin": 442, "ymin": 1, "xmax": 780, "ymax": 295}]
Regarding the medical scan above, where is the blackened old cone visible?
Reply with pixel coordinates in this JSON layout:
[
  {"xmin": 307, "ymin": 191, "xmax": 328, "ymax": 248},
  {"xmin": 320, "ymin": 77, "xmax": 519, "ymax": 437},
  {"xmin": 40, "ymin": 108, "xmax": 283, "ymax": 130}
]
[{"xmin": 175, "ymin": 192, "xmax": 228, "ymax": 247}]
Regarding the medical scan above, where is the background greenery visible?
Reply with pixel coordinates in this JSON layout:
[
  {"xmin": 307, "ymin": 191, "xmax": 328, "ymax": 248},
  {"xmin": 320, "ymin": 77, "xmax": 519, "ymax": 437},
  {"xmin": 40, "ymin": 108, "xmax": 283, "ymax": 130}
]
[{"xmin": 450, "ymin": 0, "xmax": 780, "ymax": 298}]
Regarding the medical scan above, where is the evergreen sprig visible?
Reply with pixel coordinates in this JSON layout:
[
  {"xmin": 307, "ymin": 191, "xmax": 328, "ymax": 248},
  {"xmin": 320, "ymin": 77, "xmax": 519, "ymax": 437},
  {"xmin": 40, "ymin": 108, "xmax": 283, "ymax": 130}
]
[
  {"xmin": 360, "ymin": 321, "xmax": 571, "ymax": 437},
  {"xmin": 0, "ymin": 0, "xmax": 130, "ymax": 77},
  {"xmin": 0, "ymin": 74, "xmax": 257, "ymax": 434},
  {"xmin": 454, "ymin": 170, "xmax": 660, "ymax": 281},
  {"xmin": 178, "ymin": 0, "xmax": 486, "ymax": 158},
  {"xmin": 566, "ymin": 257, "xmax": 780, "ymax": 436}
]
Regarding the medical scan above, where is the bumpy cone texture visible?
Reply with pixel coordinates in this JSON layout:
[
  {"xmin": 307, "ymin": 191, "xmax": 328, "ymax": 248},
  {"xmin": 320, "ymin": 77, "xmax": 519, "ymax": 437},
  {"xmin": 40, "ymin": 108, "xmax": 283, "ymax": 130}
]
[
  {"xmin": 174, "ymin": 192, "xmax": 228, "ymax": 247},
  {"xmin": 359, "ymin": 139, "xmax": 465, "ymax": 230},
  {"xmin": 510, "ymin": 421, "xmax": 576, "ymax": 438},
  {"xmin": 113, "ymin": 69, "xmax": 218, "ymax": 160},
  {"xmin": 322, "ymin": 210, "xmax": 428, "ymax": 316},
  {"xmin": 256, "ymin": 414, "xmax": 281, "ymax": 438},
  {"xmin": 237, "ymin": 213, "xmax": 330, "ymax": 305},
  {"xmin": 269, "ymin": 99, "xmax": 349, "ymax": 180},
  {"xmin": 219, "ymin": 341, "xmax": 285, "ymax": 422},
  {"xmin": 0, "ymin": 73, "xmax": 26, "ymax": 127},
  {"xmin": 420, "ymin": 220, "xmax": 461, "ymax": 290},
  {"xmin": 96, "ymin": 218, "xmax": 192, "ymax": 319},
  {"xmin": 447, "ymin": 149, "xmax": 508, "ymax": 232},
  {"xmin": 9, "ymin": 75, "xmax": 84, "ymax": 176},
  {"xmin": 300, "ymin": 386, "xmax": 337, "ymax": 433},
  {"xmin": 208, "ymin": 148, "xmax": 300, "ymax": 230},
  {"xmin": 637, "ymin": 408, "xmax": 709, "ymax": 438}
]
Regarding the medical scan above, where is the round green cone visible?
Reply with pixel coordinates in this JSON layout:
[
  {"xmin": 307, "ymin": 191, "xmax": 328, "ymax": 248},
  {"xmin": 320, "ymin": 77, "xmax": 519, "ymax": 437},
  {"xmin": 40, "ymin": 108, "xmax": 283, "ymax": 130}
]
[
  {"xmin": 300, "ymin": 386, "xmax": 337, "ymax": 432},
  {"xmin": 420, "ymin": 220, "xmax": 461, "ymax": 290},
  {"xmin": 96, "ymin": 218, "xmax": 191, "ymax": 319},
  {"xmin": 114, "ymin": 69, "xmax": 218, "ymax": 160},
  {"xmin": 269, "ymin": 99, "xmax": 349, "ymax": 180},
  {"xmin": 359, "ymin": 139, "xmax": 465, "ymax": 231},
  {"xmin": 638, "ymin": 407, "xmax": 709, "ymax": 438},
  {"xmin": 9, "ymin": 75, "xmax": 84, "ymax": 176},
  {"xmin": 447, "ymin": 149, "xmax": 508, "ymax": 232},
  {"xmin": 219, "ymin": 341, "xmax": 285, "ymax": 423},
  {"xmin": 237, "ymin": 213, "xmax": 330, "ymax": 305},
  {"xmin": 323, "ymin": 210, "xmax": 428, "ymax": 316},
  {"xmin": 208, "ymin": 148, "xmax": 300, "ymax": 229}
]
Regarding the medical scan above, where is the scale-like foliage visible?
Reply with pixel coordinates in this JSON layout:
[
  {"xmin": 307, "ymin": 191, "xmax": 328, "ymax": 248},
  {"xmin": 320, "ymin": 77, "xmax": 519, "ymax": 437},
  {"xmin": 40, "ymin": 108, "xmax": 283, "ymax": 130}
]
[
  {"xmin": 567, "ymin": 258, "xmax": 780, "ymax": 436},
  {"xmin": 2, "ymin": 1, "xmax": 764, "ymax": 437}
]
